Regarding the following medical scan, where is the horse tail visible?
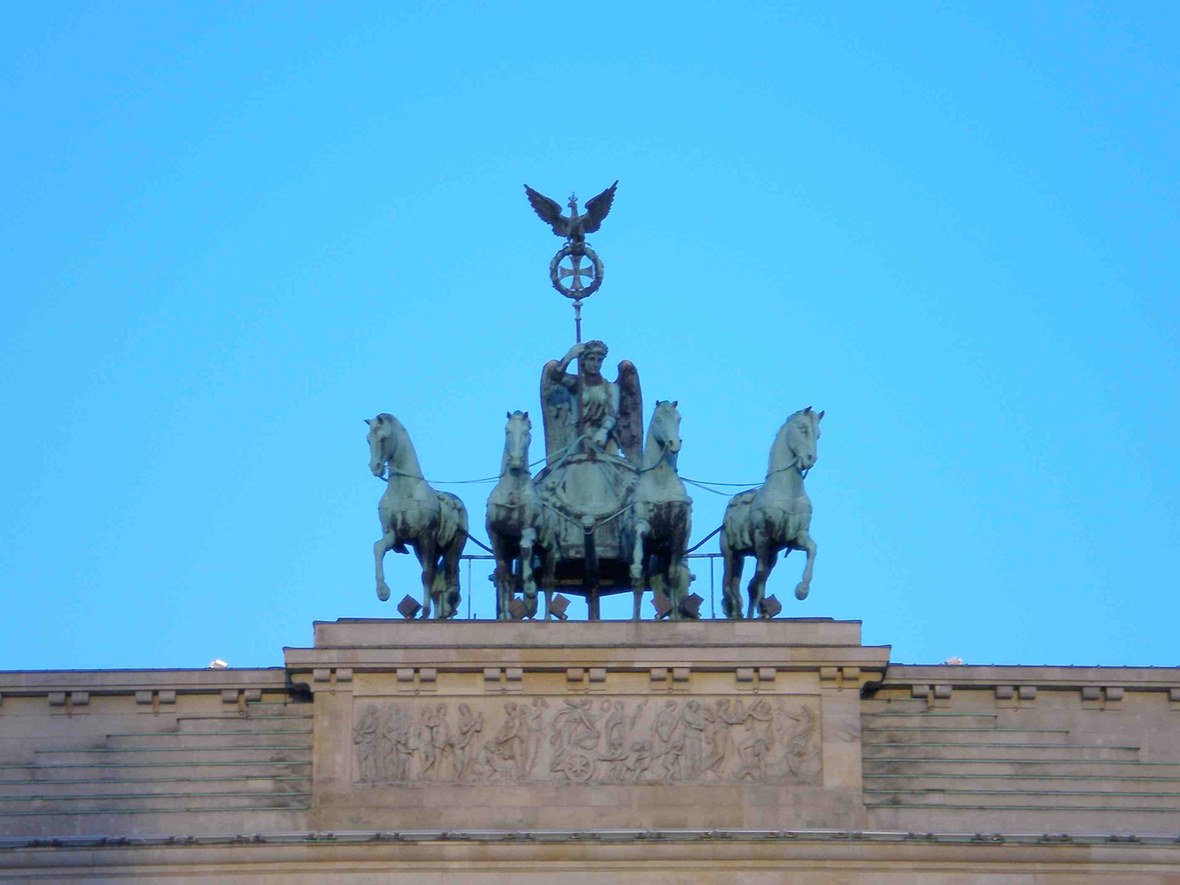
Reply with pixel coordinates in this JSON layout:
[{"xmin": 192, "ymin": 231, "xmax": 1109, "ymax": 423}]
[
  {"xmin": 434, "ymin": 492, "xmax": 468, "ymax": 618},
  {"xmin": 436, "ymin": 492, "xmax": 468, "ymax": 556},
  {"xmin": 722, "ymin": 490, "xmax": 757, "ymax": 554}
]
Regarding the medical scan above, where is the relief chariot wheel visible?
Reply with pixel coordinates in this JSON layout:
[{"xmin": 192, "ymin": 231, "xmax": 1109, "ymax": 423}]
[
  {"xmin": 549, "ymin": 244, "xmax": 604, "ymax": 300},
  {"xmin": 562, "ymin": 753, "xmax": 595, "ymax": 783}
]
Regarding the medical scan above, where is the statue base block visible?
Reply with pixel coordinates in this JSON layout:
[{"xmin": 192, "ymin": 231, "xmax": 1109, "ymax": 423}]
[{"xmin": 286, "ymin": 618, "xmax": 887, "ymax": 832}]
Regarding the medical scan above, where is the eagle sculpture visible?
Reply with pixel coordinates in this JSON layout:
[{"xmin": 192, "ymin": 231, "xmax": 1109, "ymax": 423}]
[{"xmin": 524, "ymin": 181, "xmax": 618, "ymax": 250}]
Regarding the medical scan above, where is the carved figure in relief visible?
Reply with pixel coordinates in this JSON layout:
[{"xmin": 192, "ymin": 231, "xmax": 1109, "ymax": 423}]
[
  {"xmin": 600, "ymin": 701, "xmax": 630, "ymax": 780},
  {"xmin": 550, "ymin": 698, "xmax": 603, "ymax": 781},
  {"xmin": 720, "ymin": 407, "xmax": 823, "ymax": 617},
  {"xmin": 625, "ymin": 739, "xmax": 653, "ymax": 782},
  {"xmin": 366, "ymin": 413, "xmax": 469, "ymax": 616},
  {"xmin": 682, "ymin": 699, "xmax": 706, "ymax": 780},
  {"xmin": 525, "ymin": 699, "xmax": 548, "ymax": 777},
  {"xmin": 431, "ymin": 703, "xmax": 455, "ymax": 780},
  {"xmin": 737, "ymin": 699, "xmax": 775, "ymax": 780},
  {"xmin": 455, "ymin": 703, "xmax": 483, "ymax": 782},
  {"xmin": 653, "ymin": 700, "xmax": 686, "ymax": 781},
  {"xmin": 492, "ymin": 702, "xmax": 527, "ymax": 779},
  {"xmin": 708, "ymin": 698, "xmax": 747, "ymax": 775},
  {"xmin": 775, "ymin": 703, "xmax": 820, "ymax": 781},
  {"xmin": 486, "ymin": 411, "xmax": 559, "ymax": 620},
  {"xmin": 353, "ymin": 705, "xmax": 379, "ymax": 783}
]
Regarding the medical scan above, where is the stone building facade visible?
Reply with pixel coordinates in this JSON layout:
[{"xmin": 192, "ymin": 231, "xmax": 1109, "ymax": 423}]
[{"xmin": 3, "ymin": 619, "xmax": 1179, "ymax": 882}]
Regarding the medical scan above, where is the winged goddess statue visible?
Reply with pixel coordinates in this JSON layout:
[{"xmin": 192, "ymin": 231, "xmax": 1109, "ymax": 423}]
[
  {"xmin": 524, "ymin": 181, "xmax": 618, "ymax": 253},
  {"xmin": 540, "ymin": 339, "xmax": 642, "ymax": 467}
]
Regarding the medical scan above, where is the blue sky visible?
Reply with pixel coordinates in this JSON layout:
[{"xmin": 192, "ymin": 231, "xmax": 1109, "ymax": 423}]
[{"xmin": 2, "ymin": 2, "xmax": 1177, "ymax": 670}]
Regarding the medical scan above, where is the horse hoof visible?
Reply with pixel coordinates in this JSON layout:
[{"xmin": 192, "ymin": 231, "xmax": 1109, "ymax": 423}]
[
  {"xmin": 376, "ymin": 583, "xmax": 391, "ymax": 602},
  {"xmin": 795, "ymin": 582, "xmax": 809, "ymax": 600}
]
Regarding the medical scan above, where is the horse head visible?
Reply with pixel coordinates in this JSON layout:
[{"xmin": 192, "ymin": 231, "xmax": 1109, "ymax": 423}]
[
  {"xmin": 648, "ymin": 400, "xmax": 682, "ymax": 460},
  {"xmin": 785, "ymin": 406, "xmax": 824, "ymax": 471},
  {"xmin": 365, "ymin": 413, "xmax": 398, "ymax": 477},
  {"xmin": 502, "ymin": 410, "xmax": 532, "ymax": 473}
]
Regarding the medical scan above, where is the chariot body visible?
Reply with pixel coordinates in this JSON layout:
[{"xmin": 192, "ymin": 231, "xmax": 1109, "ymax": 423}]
[{"xmin": 531, "ymin": 340, "xmax": 646, "ymax": 618}]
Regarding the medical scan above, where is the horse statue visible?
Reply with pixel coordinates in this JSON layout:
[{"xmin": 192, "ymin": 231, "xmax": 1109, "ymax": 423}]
[
  {"xmin": 627, "ymin": 400, "xmax": 694, "ymax": 620},
  {"xmin": 486, "ymin": 411, "xmax": 558, "ymax": 620},
  {"xmin": 720, "ymin": 406, "xmax": 823, "ymax": 619},
  {"xmin": 366, "ymin": 413, "xmax": 468, "ymax": 618}
]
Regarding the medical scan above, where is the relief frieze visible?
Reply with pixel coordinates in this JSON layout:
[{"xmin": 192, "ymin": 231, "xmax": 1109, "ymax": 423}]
[{"xmin": 352, "ymin": 696, "xmax": 820, "ymax": 786}]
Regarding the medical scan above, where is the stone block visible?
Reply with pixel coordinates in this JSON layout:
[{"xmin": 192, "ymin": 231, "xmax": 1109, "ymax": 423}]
[
  {"xmin": 1018, "ymin": 685, "xmax": 1037, "ymax": 700},
  {"xmin": 588, "ymin": 667, "xmax": 606, "ymax": 683},
  {"xmin": 313, "ymin": 668, "xmax": 331, "ymax": 683},
  {"xmin": 70, "ymin": 691, "xmax": 89, "ymax": 706},
  {"xmin": 221, "ymin": 689, "xmax": 239, "ymax": 704},
  {"xmin": 158, "ymin": 690, "xmax": 176, "ymax": 704},
  {"xmin": 758, "ymin": 667, "xmax": 777, "ymax": 683},
  {"xmin": 135, "ymin": 690, "xmax": 153, "ymax": 705},
  {"xmin": 736, "ymin": 667, "xmax": 755, "ymax": 683},
  {"xmin": 995, "ymin": 685, "xmax": 1015, "ymax": 699},
  {"xmin": 243, "ymin": 688, "xmax": 262, "ymax": 703},
  {"xmin": 47, "ymin": 692, "xmax": 66, "ymax": 707},
  {"xmin": 336, "ymin": 669, "xmax": 353, "ymax": 683},
  {"xmin": 910, "ymin": 684, "xmax": 930, "ymax": 698}
]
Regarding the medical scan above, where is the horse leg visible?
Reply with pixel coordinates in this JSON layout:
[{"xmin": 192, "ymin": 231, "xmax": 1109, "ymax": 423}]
[
  {"xmin": 748, "ymin": 528, "xmax": 777, "ymax": 619},
  {"xmin": 630, "ymin": 518, "xmax": 650, "ymax": 621},
  {"xmin": 520, "ymin": 527, "xmax": 538, "ymax": 618},
  {"xmin": 416, "ymin": 535, "xmax": 437, "ymax": 620},
  {"xmin": 670, "ymin": 520, "xmax": 690, "ymax": 619},
  {"xmin": 794, "ymin": 530, "xmax": 817, "ymax": 600},
  {"xmin": 719, "ymin": 533, "xmax": 744, "ymax": 619},
  {"xmin": 490, "ymin": 534, "xmax": 513, "ymax": 621},
  {"xmin": 374, "ymin": 532, "xmax": 395, "ymax": 602},
  {"xmin": 542, "ymin": 547, "xmax": 556, "ymax": 621},
  {"xmin": 442, "ymin": 536, "xmax": 463, "ymax": 618}
]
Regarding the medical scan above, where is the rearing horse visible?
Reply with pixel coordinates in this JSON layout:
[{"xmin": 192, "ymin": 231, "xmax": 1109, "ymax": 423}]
[
  {"xmin": 720, "ymin": 406, "xmax": 823, "ymax": 618},
  {"xmin": 485, "ymin": 411, "xmax": 557, "ymax": 620},
  {"xmin": 366, "ymin": 413, "xmax": 468, "ymax": 618},
  {"xmin": 627, "ymin": 400, "xmax": 693, "ymax": 620}
]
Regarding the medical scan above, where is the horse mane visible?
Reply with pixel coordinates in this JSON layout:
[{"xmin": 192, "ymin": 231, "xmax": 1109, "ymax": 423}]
[
  {"xmin": 642, "ymin": 401, "xmax": 677, "ymax": 470},
  {"xmin": 768, "ymin": 413, "xmax": 800, "ymax": 475},
  {"xmin": 381, "ymin": 414, "xmax": 424, "ymax": 478}
]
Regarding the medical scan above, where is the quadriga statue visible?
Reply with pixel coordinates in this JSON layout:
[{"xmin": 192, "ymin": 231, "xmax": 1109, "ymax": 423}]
[
  {"xmin": 720, "ymin": 407, "xmax": 823, "ymax": 618},
  {"xmin": 366, "ymin": 413, "xmax": 468, "ymax": 618}
]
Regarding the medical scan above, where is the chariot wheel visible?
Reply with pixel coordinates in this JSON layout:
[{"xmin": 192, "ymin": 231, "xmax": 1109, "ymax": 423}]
[{"xmin": 563, "ymin": 753, "xmax": 594, "ymax": 783}]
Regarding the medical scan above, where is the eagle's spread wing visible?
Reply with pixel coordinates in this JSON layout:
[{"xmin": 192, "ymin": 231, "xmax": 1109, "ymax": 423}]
[
  {"xmin": 524, "ymin": 185, "xmax": 571, "ymax": 237},
  {"xmin": 581, "ymin": 180, "xmax": 618, "ymax": 233}
]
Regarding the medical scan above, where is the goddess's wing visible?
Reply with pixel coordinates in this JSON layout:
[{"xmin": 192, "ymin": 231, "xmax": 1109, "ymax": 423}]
[
  {"xmin": 614, "ymin": 359, "xmax": 643, "ymax": 465},
  {"xmin": 540, "ymin": 361, "xmax": 576, "ymax": 465},
  {"xmin": 581, "ymin": 180, "xmax": 618, "ymax": 233},
  {"xmin": 524, "ymin": 185, "xmax": 571, "ymax": 237}
]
